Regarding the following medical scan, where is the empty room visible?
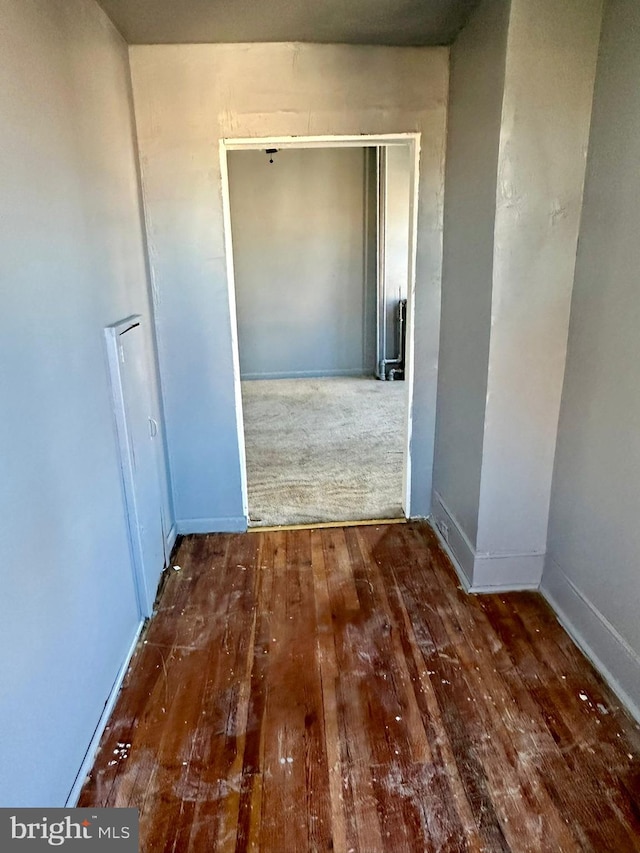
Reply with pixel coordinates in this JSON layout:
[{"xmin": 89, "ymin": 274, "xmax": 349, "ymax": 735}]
[
  {"xmin": 227, "ymin": 142, "xmax": 413, "ymax": 527},
  {"xmin": 2, "ymin": 0, "xmax": 640, "ymax": 850}
]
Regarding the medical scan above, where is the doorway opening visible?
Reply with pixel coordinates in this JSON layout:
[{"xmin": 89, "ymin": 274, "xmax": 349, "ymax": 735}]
[{"xmin": 220, "ymin": 134, "xmax": 420, "ymax": 528}]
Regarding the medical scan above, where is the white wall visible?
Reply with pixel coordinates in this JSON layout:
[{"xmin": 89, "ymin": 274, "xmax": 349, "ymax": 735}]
[
  {"xmin": 433, "ymin": 0, "xmax": 510, "ymax": 562},
  {"xmin": 228, "ymin": 147, "xmax": 374, "ymax": 379},
  {"xmin": 433, "ymin": 0, "xmax": 602, "ymax": 590},
  {"xmin": 542, "ymin": 0, "xmax": 640, "ymax": 721},
  {"xmin": 382, "ymin": 144, "xmax": 412, "ymax": 362},
  {"xmin": 384, "ymin": 146, "xmax": 411, "ymax": 304},
  {"xmin": 130, "ymin": 43, "xmax": 449, "ymax": 528},
  {"xmin": 0, "ymin": 0, "xmax": 169, "ymax": 805},
  {"xmin": 473, "ymin": 0, "xmax": 603, "ymax": 588}
]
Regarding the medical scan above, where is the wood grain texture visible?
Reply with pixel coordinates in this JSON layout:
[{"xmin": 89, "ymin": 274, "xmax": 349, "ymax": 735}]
[{"xmin": 80, "ymin": 523, "xmax": 640, "ymax": 851}]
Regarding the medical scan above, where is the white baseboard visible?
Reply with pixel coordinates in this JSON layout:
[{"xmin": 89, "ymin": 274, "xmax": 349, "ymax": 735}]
[
  {"xmin": 542, "ymin": 556, "xmax": 640, "ymax": 724},
  {"xmin": 471, "ymin": 551, "xmax": 544, "ymax": 592},
  {"xmin": 65, "ymin": 622, "xmax": 144, "ymax": 806},
  {"xmin": 429, "ymin": 515, "xmax": 471, "ymax": 592},
  {"xmin": 241, "ymin": 369, "xmax": 370, "ymax": 380},
  {"xmin": 431, "ymin": 491, "xmax": 542, "ymax": 592},
  {"xmin": 176, "ymin": 516, "xmax": 248, "ymax": 534},
  {"xmin": 430, "ymin": 491, "xmax": 475, "ymax": 584}
]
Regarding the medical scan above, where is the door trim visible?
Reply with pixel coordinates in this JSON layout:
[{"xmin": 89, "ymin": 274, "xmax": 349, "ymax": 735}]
[
  {"xmin": 105, "ymin": 315, "xmax": 156, "ymax": 618},
  {"xmin": 219, "ymin": 132, "xmax": 421, "ymax": 521}
]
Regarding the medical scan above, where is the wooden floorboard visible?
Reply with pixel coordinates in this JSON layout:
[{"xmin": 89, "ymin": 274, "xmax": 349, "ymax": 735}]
[{"xmin": 80, "ymin": 522, "xmax": 640, "ymax": 851}]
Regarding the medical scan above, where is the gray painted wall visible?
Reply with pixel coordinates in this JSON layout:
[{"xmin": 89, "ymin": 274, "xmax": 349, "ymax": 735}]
[
  {"xmin": 434, "ymin": 0, "xmax": 510, "ymax": 548},
  {"xmin": 433, "ymin": 0, "xmax": 602, "ymax": 590},
  {"xmin": 0, "ymin": 0, "xmax": 169, "ymax": 805},
  {"xmin": 474, "ymin": 0, "xmax": 603, "ymax": 587},
  {"xmin": 228, "ymin": 147, "xmax": 374, "ymax": 379},
  {"xmin": 543, "ymin": 0, "xmax": 640, "ymax": 720},
  {"xmin": 130, "ymin": 43, "xmax": 449, "ymax": 527}
]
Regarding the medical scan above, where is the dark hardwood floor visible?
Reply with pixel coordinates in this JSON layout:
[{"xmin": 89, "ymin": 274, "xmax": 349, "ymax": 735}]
[{"xmin": 79, "ymin": 522, "xmax": 640, "ymax": 851}]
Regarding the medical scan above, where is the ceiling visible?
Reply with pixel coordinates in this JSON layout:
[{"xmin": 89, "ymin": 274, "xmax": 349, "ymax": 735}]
[{"xmin": 97, "ymin": 0, "xmax": 480, "ymax": 46}]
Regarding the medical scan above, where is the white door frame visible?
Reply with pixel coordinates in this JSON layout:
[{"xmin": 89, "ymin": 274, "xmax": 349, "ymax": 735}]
[{"xmin": 219, "ymin": 132, "xmax": 421, "ymax": 522}]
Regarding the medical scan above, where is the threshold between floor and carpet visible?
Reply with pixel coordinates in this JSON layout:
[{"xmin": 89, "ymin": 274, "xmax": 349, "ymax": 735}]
[{"xmin": 246, "ymin": 517, "xmax": 407, "ymax": 533}]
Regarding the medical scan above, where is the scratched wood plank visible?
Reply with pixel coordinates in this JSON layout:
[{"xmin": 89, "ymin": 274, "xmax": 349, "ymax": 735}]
[
  {"xmin": 234, "ymin": 530, "xmax": 276, "ymax": 853},
  {"xmin": 132, "ymin": 535, "xmax": 241, "ymax": 849},
  {"xmin": 402, "ymin": 528, "xmax": 582, "ymax": 851},
  {"xmin": 361, "ymin": 524, "xmax": 511, "ymax": 852},
  {"xmin": 356, "ymin": 525, "xmax": 483, "ymax": 853},
  {"xmin": 342, "ymin": 527, "xmax": 439, "ymax": 853},
  {"xmin": 397, "ymin": 524, "xmax": 640, "ymax": 851},
  {"xmin": 79, "ymin": 522, "xmax": 640, "ymax": 853},
  {"xmin": 322, "ymin": 527, "xmax": 387, "ymax": 852},
  {"xmin": 310, "ymin": 528, "xmax": 349, "ymax": 853},
  {"xmin": 478, "ymin": 591, "xmax": 640, "ymax": 848},
  {"xmin": 254, "ymin": 529, "xmax": 333, "ymax": 853},
  {"xmin": 180, "ymin": 532, "xmax": 261, "ymax": 853}
]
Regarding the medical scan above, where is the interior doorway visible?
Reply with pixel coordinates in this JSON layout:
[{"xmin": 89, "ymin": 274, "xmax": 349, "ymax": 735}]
[{"xmin": 220, "ymin": 134, "xmax": 420, "ymax": 528}]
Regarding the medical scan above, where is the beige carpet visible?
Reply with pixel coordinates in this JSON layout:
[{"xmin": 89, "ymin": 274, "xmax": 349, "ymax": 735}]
[{"xmin": 241, "ymin": 377, "xmax": 407, "ymax": 527}]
